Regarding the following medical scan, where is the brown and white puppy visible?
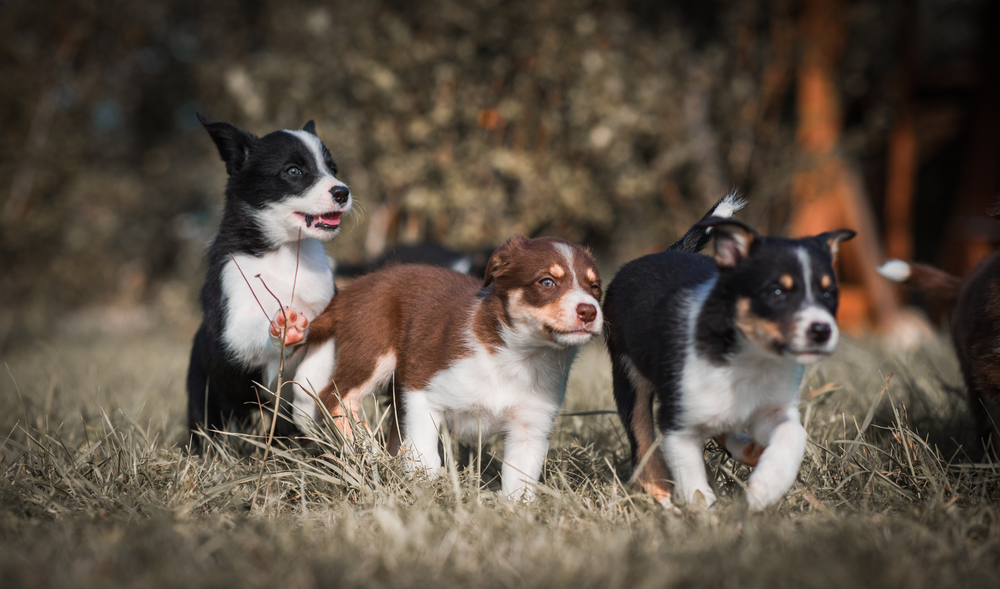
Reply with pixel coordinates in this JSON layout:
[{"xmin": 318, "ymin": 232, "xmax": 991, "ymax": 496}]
[
  {"xmin": 879, "ymin": 256, "xmax": 1000, "ymax": 459},
  {"xmin": 302, "ymin": 235, "xmax": 603, "ymax": 499}
]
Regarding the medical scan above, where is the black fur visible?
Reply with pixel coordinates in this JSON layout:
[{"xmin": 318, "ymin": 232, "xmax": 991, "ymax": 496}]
[
  {"xmin": 604, "ymin": 212, "xmax": 854, "ymax": 491},
  {"xmin": 949, "ymin": 253, "xmax": 1000, "ymax": 458},
  {"xmin": 187, "ymin": 115, "xmax": 340, "ymax": 450},
  {"xmin": 667, "ymin": 192, "xmax": 746, "ymax": 254}
]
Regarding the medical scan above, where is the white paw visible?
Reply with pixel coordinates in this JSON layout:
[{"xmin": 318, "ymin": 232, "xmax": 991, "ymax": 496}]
[
  {"xmin": 505, "ymin": 485, "xmax": 537, "ymax": 503},
  {"xmin": 745, "ymin": 478, "xmax": 789, "ymax": 512},
  {"xmin": 658, "ymin": 495, "xmax": 683, "ymax": 515},
  {"xmin": 683, "ymin": 487, "xmax": 717, "ymax": 509}
]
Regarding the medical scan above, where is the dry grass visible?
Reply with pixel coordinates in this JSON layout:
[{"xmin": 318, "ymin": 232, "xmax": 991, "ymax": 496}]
[{"xmin": 2, "ymin": 328, "xmax": 999, "ymax": 588}]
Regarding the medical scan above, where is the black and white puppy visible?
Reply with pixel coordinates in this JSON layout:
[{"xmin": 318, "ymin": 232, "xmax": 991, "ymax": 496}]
[
  {"xmin": 187, "ymin": 114, "xmax": 351, "ymax": 448},
  {"xmin": 604, "ymin": 211, "xmax": 854, "ymax": 511}
]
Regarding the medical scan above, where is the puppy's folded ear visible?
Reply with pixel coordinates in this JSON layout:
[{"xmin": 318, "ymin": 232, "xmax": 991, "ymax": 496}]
[
  {"xmin": 302, "ymin": 120, "xmax": 317, "ymax": 135},
  {"xmin": 813, "ymin": 229, "xmax": 856, "ymax": 264},
  {"xmin": 198, "ymin": 113, "xmax": 258, "ymax": 177},
  {"xmin": 699, "ymin": 218, "xmax": 758, "ymax": 269},
  {"xmin": 483, "ymin": 234, "xmax": 528, "ymax": 287}
]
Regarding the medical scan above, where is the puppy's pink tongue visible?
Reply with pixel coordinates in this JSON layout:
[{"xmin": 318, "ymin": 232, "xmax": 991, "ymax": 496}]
[{"xmin": 320, "ymin": 212, "xmax": 341, "ymax": 225}]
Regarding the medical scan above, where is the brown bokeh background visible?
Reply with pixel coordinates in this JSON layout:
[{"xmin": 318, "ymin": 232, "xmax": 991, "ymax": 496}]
[{"xmin": 1, "ymin": 0, "xmax": 997, "ymax": 347}]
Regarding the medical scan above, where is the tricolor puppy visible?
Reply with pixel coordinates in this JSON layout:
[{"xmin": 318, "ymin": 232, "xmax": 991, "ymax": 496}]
[
  {"xmin": 878, "ymin": 255, "xmax": 1000, "ymax": 459},
  {"xmin": 186, "ymin": 114, "xmax": 351, "ymax": 449},
  {"xmin": 604, "ymin": 209, "xmax": 854, "ymax": 511},
  {"xmin": 304, "ymin": 235, "xmax": 602, "ymax": 499}
]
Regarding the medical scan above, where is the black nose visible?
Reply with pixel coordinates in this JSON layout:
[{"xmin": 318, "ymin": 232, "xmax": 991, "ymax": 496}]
[
  {"xmin": 331, "ymin": 185, "xmax": 350, "ymax": 206},
  {"xmin": 808, "ymin": 322, "xmax": 832, "ymax": 344}
]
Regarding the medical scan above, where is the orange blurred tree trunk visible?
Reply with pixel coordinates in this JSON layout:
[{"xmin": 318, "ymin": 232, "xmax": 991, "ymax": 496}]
[{"xmin": 789, "ymin": 0, "xmax": 900, "ymax": 332}]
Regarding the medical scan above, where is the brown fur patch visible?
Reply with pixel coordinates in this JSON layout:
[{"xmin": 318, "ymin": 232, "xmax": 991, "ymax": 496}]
[
  {"xmin": 585, "ymin": 268, "xmax": 598, "ymax": 283},
  {"xmin": 549, "ymin": 264, "xmax": 566, "ymax": 278},
  {"xmin": 310, "ymin": 265, "xmax": 482, "ymax": 417},
  {"xmin": 308, "ymin": 236, "xmax": 602, "ymax": 437},
  {"xmin": 820, "ymin": 274, "xmax": 832, "ymax": 290},
  {"xmin": 734, "ymin": 297, "xmax": 786, "ymax": 351},
  {"xmin": 779, "ymin": 274, "xmax": 794, "ymax": 290},
  {"xmin": 906, "ymin": 262, "xmax": 963, "ymax": 302},
  {"xmin": 623, "ymin": 361, "xmax": 673, "ymax": 502}
]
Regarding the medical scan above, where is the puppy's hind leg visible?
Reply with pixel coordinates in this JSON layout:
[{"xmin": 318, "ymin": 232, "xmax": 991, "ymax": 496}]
[
  {"xmin": 612, "ymin": 356, "xmax": 675, "ymax": 509},
  {"xmin": 321, "ymin": 351, "xmax": 397, "ymax": 443}
]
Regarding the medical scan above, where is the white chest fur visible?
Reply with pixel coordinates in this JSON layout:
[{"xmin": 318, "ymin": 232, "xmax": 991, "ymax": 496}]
[
  {"xmin": 220, "ymin": 240, "xmax": 334, "ymax": 370},
  {"xmin": 679, "ymin": 345, "xmax": 804, "ymax": 435},
  {"xmin": 677, "ymin": 280, "xmax": 804, "ymax": 435},
  {"xmin": 422, "ymin": 332, "xmax": 578, "ymax": 440}
]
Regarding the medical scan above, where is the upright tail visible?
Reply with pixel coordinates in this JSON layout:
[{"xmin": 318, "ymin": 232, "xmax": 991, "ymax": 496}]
[
  {"xmin": 877, "ymin": 259, "xmax": 963, "ymax": 303},
  {"xmin": 668, "ymin": 190, "xmax": 748, "ymax": 253}
]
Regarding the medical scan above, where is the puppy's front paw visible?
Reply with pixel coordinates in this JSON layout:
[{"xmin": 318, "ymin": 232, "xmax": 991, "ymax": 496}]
[
  {"xmin": 270, "ymin": 307, "xmax": 309, "ymax": 346},
  {"xmin": 745, "ymin": 478, "xmax": 787, "ymax": 512},
  {"xmin": 683, "ymin": 486, "xmax": 717, "ymax": 510}
]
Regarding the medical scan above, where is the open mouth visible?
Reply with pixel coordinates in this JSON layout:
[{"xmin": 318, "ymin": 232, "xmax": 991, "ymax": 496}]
[{"xmin": 297, "ymin": 211, "xmax": 342, "ymax": 231}]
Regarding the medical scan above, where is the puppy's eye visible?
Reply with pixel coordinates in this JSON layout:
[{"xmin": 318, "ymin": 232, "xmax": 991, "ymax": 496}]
[
  {"xmin": 286, "ymin": 167, "xmax": 303, "ymax": 176},
  {"xmin": 771, "ymin": 287, "xmax": 786, "ymax": 300},
  {"xmin": 540, "ymin": 278, "xmax": 556, "ymax": 288}
]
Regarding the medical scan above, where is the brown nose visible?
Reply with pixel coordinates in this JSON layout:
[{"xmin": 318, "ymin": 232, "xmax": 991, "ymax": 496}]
[{"xmin": 577, "ymin": 303, "xmax": 597, "ymax": 324}]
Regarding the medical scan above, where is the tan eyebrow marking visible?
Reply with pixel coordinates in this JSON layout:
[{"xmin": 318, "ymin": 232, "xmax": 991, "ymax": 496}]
[
  {"xmin": 820, "ymin": 274, "xmax": 832, "ymax": 289},
  {"xmin": 779, "ymin": 274, "xmax": 794, "ymax": 290},
  {"xmin": 549, "ymin": 264, "xmax": 566, "ymax": 278},
  {"xmin": 585, "ymin": 268, "xmax": 597, "ymax": 283}
]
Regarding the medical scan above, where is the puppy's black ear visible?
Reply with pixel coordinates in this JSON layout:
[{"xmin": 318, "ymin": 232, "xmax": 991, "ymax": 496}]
[
  {"xmin": 701, "ymin": 218, "xmax": 757, "ymax": 268},
  {"xmin": 302, "ymin": 120, "xmax": 317, "ymax": 135},
  {"xmin": 198, "ymin": 113, "xmax": 257, "ymax": 177},
  {"xmin": 813, "ymin": 229, "xmax": 856, "ymax": 265},
  {"xmin": 483, "ymin": 234, "xmax": 528, "ymax": 287}
]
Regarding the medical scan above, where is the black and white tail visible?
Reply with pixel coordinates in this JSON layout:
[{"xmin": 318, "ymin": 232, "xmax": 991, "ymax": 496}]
[
  {"xmin": 668, "ymin": 191, "xmax": 748, "ymax": 254},
  {"xmin": 877, "ymin": 259, "xmax": 963, "ymax": 303}
]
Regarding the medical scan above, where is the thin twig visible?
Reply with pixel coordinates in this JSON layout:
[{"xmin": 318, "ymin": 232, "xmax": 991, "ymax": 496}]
[
  {"xmin": 253, "ymin": 274, "xmax": 288, "ymax": 503},
  {"xmin": 290, "ymin": 230, "xmax": 302, "ymax": 309}
]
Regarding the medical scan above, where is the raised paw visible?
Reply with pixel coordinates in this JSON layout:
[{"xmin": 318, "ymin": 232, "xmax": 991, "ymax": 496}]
[{"xmin": 270, "ymin": 306, "xmax": 309, "ymax": 346}]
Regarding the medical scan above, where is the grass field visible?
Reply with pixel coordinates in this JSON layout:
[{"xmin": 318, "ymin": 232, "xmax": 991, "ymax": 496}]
[{"xmin": 2, "ymin": 323, "xmax": 999, "ymax": 588}]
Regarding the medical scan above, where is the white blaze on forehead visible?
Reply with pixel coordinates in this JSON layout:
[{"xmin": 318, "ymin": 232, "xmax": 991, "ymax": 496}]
[
  {"xmin": 552, "ymin": 241, "xmax": 602, "ymax": 328},
  {"xmin": 553, "ymin": 242, "xmax": 577, "ymax": 277},
  {"xmin": 284, "ymin": 129, "xmax": 334, "ymax": 177},
  {"xmin": 553, "ymin": 240, "xmax": 599, "ymax": 305},
  {"xmin": 792, "ymin": 246, "xmax": 838, "ymax": 354},
  {"xmin": 796, "ymin": 248, "xmax": 815, "ymax": 304}
]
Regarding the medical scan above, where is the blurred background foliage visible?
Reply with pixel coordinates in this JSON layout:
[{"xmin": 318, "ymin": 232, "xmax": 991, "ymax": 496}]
[{"xmin": 0, "ymin": 0, "xmax": 995, "ymax": 342}]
